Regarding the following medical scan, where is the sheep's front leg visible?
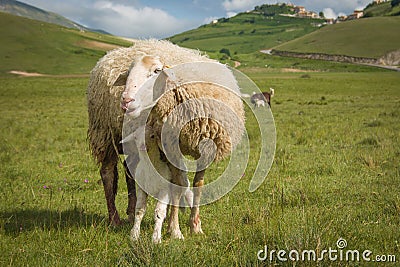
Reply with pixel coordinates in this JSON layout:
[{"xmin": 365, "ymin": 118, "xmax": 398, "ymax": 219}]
[
  {"xmin": 152, "ymin": 193, "xmax": 168, "ymax": 244},
  {"xmin": 130, "ymin": 188, "xmax": 147, "ymax": 242},
  {"xmin": 100, "ymin": 159, "xmax": 122, "ymax": 226},
  {"xmin": 190, "ymin": 170, "xmax": 205, "ymax": 234},
  {"xmin": 124, "ymin": 155, "xmax": 139, "ymax": 223},
  {"xmin": 167, "ymin": 165, "xmax": 185, "ymax": 240}
]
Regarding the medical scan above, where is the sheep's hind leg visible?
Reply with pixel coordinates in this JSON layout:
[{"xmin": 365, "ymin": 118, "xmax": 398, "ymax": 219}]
[
  {"xmin": 100, "ymin": 159, "xmax": 122, "ymax": 226},
  {"xmin": 124, "ymin": 155, "xmax": 138, "ymax": 223},
  {"xmin": 190, "ymin": 170, "xmax": 205, "ymax": 234},
  {"xmin": 130, "ymin": 188, "xmax": 147, "ymax": 242}
]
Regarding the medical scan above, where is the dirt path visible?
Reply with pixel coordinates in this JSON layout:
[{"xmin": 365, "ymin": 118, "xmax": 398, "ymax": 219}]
[{"xmin": 8, "ymin": 71, "xmax": 89, "ymax": 78}]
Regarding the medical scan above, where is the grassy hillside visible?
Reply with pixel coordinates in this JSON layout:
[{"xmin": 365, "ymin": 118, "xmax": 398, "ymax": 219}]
[
  {"xmin": 168, "ymin": 12, "xmax": 323, "ymax": 56},
  {"xmin": 363, "ymin": 1, "xmax": 400, "ymax": 17},
  {"xmin": 272, "ymin": 16, "xmax": 400, "ymax": 59},
  {"xmin": 0, "ymin": 12, "xmax": 131, "ymax": 75}
]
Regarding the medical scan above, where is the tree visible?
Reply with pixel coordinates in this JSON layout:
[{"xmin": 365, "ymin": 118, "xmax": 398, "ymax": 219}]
[
  {"xmin": 319, "ymin": 11, "xmax": 325, "ymax": 18},
  {"xmin": 391, "ymin": 0, "xmax": 400, "ymax": 7},
  {"xmin": 219, "ymin": 48, "xmax": 231, "ymax": 57}
]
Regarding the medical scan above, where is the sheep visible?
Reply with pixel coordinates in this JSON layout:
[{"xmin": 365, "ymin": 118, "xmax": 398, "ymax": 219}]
[
  {"xmin": 251, "ymin": 88, "xmax": 275, "ymax": 108},
  {"xmin": 121, "ymin": 75, "xmax": 246, "ymax": 235},
  {"xmin": 87, "ymin": 39, "xmax": 212, "ymax": 226},
  {"xmin": 126, "ymin": 124, "xmax": 193, "ymax": 243}
]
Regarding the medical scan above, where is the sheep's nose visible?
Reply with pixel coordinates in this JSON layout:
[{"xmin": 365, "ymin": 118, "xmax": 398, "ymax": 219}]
[{"xmin": 121, "ymin": 93, "xmax": 135, "ymax": 110}]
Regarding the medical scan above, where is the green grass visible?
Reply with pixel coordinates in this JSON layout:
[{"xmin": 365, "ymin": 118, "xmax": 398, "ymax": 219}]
[
  {"xmin": 364, "ymin": 2, "xmax": 400, "ymax": 17},
  {"xmin": 168, "ymin": 13, "xmax": 323, "ymax": 55},
  {"xmin": 1, "ymin": 69, "xmax": 399, "ymax": 266},
  {"xmin": 0, "ymin": 12, "xmax": 131, "ymax": 76},
  {"xmin": 273, "ymin": 16, "xmax": 400, "ymax": 59},
  {"xmin": 222, "ymin": 52, "xmax": 391, "ymax": 72}
]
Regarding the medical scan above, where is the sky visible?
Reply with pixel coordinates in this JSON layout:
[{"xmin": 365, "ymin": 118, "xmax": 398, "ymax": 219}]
[{"xmin": 20, "ymin": 0, "xmax": 373, "ymax": 38}]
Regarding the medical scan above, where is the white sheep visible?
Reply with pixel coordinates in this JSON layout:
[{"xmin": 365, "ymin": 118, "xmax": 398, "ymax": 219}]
[
  {"xmin": 88, "ymin": 39, "xmax": 245, "ymax": 239},
  {"xmin": 87, "ymin": 39, "xmax": 212, "ymax": 226}
]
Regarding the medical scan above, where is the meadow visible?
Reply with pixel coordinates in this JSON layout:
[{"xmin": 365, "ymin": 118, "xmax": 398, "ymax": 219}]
[
  {"xmin": 0, "ymin": 67, "xmax": 399, "ymax": 266},
  {"xmin": 273, "ymin": 16, "xmax": 400, "ymax": 59}
]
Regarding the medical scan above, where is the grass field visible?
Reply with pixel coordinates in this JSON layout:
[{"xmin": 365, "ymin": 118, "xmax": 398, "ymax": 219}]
[
  {"xmin": 272, "ymin": 16, "xmax": 400, "ymax": 59},
  {"xmin": 1, "ymin": 67, "xmax": 399, "ymax": 265}
]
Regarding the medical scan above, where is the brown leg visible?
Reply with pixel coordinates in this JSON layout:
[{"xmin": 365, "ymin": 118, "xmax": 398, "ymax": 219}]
[
  {"xmin": 100, "ymin": 159, "xmax": 122, "ymax": 226},
  {"xmin": 124, "ymin": 155, "xmax": 138, "ymax": 223},
  {"xmin": 190, "ymin": 169, "xmax": 205, "ymax": 234}
]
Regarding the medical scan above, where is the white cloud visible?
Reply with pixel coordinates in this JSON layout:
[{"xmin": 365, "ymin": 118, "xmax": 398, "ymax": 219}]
[
  {"xmin": 90, "ymin": 1, "xmax": 189, "ymax": 38},
  {"xmin": 222, "ymin": 0, "xmax": 271, "ymax": 12},
  {"xmin": 322, "ymin": 8, "xmax": 337, "ymax": 19},
  {"xmin": 226, "ymin": 11, "xmax": 238, "ymax": 18}
]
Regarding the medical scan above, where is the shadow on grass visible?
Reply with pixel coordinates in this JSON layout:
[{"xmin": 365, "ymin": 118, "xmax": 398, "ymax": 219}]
[{"xmin": 0, "ymin": 207, "xmax": 111, "ymax": 236}]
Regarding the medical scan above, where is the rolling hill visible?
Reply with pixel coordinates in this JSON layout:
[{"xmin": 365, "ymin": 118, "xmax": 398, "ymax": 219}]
[
  {"xmin": 168, "ymin": 4, "xmax": 324, "ymax": 57},
  {"xmin": 0, "ymin": 12, "xmax": 131, "ymax": 75},
  {"xmin": 272, "ymin": 16, "xmax": 400, "ymax": 59},
  {"xmin": 0, "ymin": 0, "xmax": 108, "ymax": 34},
  {"xmin": 363, "ymin": 1, "xmax": 400, "ymax": 17}
]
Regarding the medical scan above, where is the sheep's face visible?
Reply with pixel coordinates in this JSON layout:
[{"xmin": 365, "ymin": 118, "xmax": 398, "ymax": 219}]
[{"xmin": 121, "ymin": 55, "xmax": 164, "ymax": 116}]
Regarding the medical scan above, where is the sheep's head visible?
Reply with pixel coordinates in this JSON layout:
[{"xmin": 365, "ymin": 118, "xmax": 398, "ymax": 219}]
[{"xmin": 120, "ymin": 55, "xmax": 165, "ymax": 116}]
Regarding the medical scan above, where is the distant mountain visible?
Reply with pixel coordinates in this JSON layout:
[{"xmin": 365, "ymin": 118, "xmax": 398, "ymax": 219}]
[{"xmin": 0, "ymin": 0, "xmax": 109, "ymax": 34}]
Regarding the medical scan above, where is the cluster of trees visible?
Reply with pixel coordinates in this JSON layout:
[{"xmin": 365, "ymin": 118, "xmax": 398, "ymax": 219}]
[{"xmin": 253, "ymin": 4, "xmax": 295, "ymax": 16}]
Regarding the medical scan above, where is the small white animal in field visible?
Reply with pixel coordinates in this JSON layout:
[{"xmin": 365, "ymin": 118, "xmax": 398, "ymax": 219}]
[
  {"xmin": 127, "ymin": 125, "xmax": 192, "ymax": 243},
  {"xmin": 255, "ymin": 99, "xmax": 265, "ymax": 107}
]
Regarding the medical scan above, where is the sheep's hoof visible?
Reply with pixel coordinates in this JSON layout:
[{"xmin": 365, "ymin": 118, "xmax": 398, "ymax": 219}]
[
  {"xmin": 110, "ymin": 214, "xmax": 123, "ymax": 226},
  {"xmin": 130, "ymin": 228, "xmax": 140, "ymax": 242},
  {"xmin": 190, "ymin": 215, "xmax": 204, "ymax": 234},
  {"xmin": 170, "ymin": 229, "xmax": 184, "ymax": 240},
  {"xmin": 152, "ymin": 234, "xmax": 162, "ymax": 244},
  {"xmin": 190, "ymin": 225, "xmax": 204, "ymax": 234}
]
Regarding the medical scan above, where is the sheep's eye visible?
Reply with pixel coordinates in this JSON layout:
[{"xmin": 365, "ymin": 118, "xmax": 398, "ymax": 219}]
[{"xmin": 154, "ymin": 68, "xmax": 162, "ymax": 74}]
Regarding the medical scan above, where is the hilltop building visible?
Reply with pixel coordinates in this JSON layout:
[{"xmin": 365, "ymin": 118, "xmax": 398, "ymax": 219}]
[
  {"xmin": 292, "ymin": 5, "xmax": 319, "ymax": 18},
  {"xmin": 294, "ymin": 6, "xmax": 306, "ymax": 13},
  {"xmin": 347, "ymin": 10, "xmax": 364, "ymax": 20},
  {"xmin": 374, "ymin": 0, "xmax": 388, "ymax": 3}
]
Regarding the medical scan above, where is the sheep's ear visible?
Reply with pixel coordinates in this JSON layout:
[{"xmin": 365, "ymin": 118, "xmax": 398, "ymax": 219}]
[{"xmin": 112, "ymin": 71, "xmax": 129, "ymax": 86}]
